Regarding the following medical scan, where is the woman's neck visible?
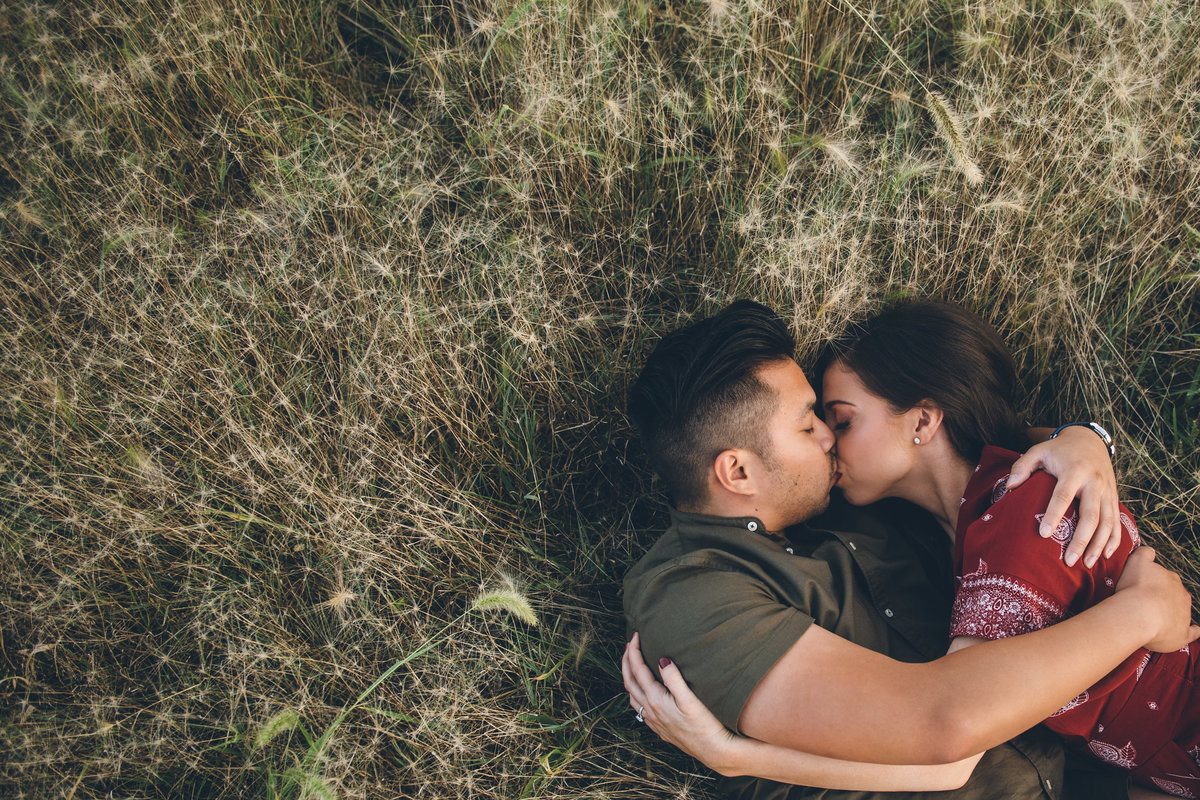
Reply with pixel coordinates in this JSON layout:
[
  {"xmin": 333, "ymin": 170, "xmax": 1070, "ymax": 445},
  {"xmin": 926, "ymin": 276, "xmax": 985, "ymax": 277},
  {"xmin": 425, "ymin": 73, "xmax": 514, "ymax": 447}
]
[{"xmin": 894, "ymin": 441, "xmax": 975, "ymax": 540}]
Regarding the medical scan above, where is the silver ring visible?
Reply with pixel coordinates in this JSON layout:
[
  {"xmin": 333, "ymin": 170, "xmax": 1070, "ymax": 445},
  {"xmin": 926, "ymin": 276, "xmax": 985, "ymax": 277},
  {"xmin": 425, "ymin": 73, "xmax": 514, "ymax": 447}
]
[{"xmin": 635, "ymin": 705, "xmax": 644, "ymax": 723}]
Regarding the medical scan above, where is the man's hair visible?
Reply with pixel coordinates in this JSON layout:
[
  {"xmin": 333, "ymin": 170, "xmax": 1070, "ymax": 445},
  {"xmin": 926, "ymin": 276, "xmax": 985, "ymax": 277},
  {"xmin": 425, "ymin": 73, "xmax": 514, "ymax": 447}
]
[
  {"xmin": 819, "ymin": 299, "xmax": 1025, "ymax": 463},
  {"xmin": 627, "ymin": 300, "xmax": 795, "ymax": 508}
]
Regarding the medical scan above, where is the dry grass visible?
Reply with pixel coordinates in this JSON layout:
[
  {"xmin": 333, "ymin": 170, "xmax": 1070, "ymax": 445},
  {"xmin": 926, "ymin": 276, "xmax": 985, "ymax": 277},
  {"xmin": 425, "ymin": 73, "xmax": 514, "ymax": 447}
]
[{"xmin": 1, "ymin": 0, "xmax": 1198, "ymax": 797}]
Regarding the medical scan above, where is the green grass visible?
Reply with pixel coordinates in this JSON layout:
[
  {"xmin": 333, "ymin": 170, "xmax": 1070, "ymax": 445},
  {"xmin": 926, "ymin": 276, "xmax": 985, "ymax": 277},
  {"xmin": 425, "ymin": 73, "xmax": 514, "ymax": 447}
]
[{"xmin": 2, "ymin": 0, "xmax": 1198, "ymax": 797}]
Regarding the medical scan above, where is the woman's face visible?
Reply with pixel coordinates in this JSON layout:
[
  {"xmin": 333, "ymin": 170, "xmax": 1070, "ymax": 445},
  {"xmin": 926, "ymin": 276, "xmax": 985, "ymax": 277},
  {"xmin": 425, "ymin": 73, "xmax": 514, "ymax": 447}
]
[{"xmin": 821, "ymin": 361, "xmax": 919, "ymax": 506}]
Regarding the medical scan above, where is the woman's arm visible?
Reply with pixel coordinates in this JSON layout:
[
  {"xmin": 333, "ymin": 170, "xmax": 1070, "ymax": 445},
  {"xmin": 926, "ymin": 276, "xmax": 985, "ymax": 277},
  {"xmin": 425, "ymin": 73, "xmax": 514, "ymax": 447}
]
[
  {"xmin": 622, "ymin": 634, "xmax": 983, "ymax": 791},
  {"xmin": 715, "ymin": 739, "xmax": 980, "ymax": 791}
]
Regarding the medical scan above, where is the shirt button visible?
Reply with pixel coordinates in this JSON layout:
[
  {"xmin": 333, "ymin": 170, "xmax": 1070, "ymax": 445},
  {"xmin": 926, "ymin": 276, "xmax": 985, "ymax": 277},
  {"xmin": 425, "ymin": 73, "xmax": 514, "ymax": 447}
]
[
  {"xmin": 747, "ymin": 521, "xmax": 758, "ymax": 532},
  {"xmin": 847, "ymin": 541, "xmax": 857, "ymax": 551},
  {"xmin": 785, "ymin": 547, "xmax": 794, "ymax": 554},
  {"xmin": 884, "ymin": 608, "xmax": 894, "ymax": 618}
]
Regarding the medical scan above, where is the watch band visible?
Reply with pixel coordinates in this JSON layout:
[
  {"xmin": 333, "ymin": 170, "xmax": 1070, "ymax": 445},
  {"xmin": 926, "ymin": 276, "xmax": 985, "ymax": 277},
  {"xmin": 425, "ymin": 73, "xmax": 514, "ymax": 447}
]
[{"xmin": 1049, "ymin": 422, "xmax": 1115, "ymax": 457}]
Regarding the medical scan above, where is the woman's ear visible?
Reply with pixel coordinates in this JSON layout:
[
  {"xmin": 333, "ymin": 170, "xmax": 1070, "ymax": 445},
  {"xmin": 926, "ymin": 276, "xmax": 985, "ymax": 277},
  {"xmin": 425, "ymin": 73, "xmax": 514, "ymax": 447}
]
[
  {"xmin": 913, "ymin": 401, "xmax": 945, "ymax": 443},
  {"xmin": 712, "ymin": 449, "xmax": 757, "ymax": 497}
]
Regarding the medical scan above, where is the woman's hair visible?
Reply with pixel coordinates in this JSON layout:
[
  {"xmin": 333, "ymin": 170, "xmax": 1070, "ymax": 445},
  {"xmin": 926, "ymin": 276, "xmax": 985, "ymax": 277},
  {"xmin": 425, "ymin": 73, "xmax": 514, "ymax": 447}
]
[{"xmin": 819, "ymin": 300, "xmax": 1025, "ymax": 462}]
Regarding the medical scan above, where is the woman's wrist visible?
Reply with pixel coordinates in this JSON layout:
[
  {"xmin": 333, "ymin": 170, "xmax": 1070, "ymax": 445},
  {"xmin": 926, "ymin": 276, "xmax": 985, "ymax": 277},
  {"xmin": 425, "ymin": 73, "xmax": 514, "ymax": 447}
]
[{"xmin": 707, "ymin": 727, "xmax": 752, "ymax": 777}]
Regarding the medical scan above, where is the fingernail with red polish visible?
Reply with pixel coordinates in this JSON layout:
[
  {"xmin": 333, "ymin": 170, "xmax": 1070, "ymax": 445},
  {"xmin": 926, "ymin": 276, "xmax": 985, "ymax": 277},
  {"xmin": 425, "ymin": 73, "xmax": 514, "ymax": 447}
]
[{"xmin": 660, "ymin": 657, "xmax": 672, "ymax": 668}]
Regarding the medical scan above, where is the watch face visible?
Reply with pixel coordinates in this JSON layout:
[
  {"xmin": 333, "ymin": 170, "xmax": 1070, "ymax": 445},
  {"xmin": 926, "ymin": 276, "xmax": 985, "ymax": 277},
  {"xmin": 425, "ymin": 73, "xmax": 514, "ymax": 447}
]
[{"xmin": 1085, "ymin": 422, "xmax": 1114, "ymax": 454}]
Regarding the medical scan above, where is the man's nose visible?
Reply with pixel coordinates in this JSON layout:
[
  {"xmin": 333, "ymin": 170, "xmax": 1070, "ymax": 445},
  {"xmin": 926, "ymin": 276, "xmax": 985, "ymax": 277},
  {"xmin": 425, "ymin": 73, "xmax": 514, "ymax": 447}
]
[{"xmin": 815, "ymin": 418, "xmax": 835, "ymax": 452}]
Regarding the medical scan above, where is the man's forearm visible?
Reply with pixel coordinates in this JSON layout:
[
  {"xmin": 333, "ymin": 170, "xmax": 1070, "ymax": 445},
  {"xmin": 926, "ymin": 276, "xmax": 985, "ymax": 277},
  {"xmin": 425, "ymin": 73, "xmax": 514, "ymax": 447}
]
[
  {"xmin": 915, "ymin": 587, "xmax": 1158, "ymax": 761},
  {"xmin": 741, "ymin": 562, "xmax": 1189, "ymax": 765}
]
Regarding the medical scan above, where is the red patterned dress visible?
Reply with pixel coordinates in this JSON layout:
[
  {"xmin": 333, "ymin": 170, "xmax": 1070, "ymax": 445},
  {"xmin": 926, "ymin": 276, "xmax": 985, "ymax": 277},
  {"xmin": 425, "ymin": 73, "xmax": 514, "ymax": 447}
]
[{"xmin": 952, "ymin": 446, "xmax": 1200, "ymax": 797}]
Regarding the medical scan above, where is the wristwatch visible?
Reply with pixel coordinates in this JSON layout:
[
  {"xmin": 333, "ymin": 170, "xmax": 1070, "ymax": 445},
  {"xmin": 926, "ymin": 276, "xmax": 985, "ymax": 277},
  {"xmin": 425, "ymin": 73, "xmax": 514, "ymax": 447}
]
[{"xmin": 1049, "ymin": 422, "xmax": 1115, "ymax": 457}]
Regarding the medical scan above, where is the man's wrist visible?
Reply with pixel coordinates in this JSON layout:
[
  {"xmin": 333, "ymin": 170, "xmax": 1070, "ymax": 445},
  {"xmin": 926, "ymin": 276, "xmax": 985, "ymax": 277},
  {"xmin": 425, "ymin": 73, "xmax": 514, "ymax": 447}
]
[
  {"xmin": 1049, "ymin": 422, "xmax": 1115, "ymax": 457},
  {"xmin": 1108, "ymin": 583, "xmax": 1159, "ymax": 648}
]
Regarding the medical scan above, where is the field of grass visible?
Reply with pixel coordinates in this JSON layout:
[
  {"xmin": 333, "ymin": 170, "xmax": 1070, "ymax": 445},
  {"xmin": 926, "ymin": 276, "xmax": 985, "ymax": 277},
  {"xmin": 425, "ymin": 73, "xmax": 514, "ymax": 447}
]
[{"xmin": 2, "ymin": 0, "xmax": 1198, "ymax": 797}]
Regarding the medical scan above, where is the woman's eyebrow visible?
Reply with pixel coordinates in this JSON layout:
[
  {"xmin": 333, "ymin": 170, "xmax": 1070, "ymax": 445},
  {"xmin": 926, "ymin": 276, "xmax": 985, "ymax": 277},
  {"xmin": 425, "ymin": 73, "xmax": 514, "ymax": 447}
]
[{"xmin": 824, "ymin": 399, "xmax": 853, "ymax": 409}]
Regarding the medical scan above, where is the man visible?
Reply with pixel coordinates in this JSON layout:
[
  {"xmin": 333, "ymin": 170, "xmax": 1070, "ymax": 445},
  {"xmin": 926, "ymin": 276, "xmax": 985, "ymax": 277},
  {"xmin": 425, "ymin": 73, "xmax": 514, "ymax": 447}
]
[{"xmin": 622, "ymin": 300, "xmax": 1197, "ymax": 799}]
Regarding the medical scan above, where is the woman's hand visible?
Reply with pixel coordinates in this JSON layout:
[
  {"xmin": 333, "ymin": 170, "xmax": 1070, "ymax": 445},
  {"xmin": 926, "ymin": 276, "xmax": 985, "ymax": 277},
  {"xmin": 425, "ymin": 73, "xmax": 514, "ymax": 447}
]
[
  {"xmin": 622, "ymin": 633, "xmax": 740, "ymax": 775},
  {"xmin": 1010, "ymin": 424, "xmax": 1121, "ymax": 568}
]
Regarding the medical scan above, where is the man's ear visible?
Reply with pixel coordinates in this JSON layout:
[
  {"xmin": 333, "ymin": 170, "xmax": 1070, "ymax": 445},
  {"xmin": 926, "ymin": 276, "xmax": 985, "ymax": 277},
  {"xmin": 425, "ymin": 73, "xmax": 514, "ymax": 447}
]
[
  {"xmin": 712, "ymin": 449, "xmax": 758, "ymax": 497},
  {"xmin": 913, "ymin": 401, "xmax": 945, "ymax": 442}
]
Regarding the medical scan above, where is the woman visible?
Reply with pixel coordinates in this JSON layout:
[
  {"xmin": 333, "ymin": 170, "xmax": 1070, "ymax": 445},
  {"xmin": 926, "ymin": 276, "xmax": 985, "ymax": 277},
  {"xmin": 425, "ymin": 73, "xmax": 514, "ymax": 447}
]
[{"xmin": 624, "ymin": 300, "xmax": 1199, "ymax": 797}]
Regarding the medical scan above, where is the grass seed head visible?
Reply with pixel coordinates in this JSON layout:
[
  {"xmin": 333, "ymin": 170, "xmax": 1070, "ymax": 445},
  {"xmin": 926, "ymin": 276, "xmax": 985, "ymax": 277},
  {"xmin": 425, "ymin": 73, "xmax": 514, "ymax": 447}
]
[
  {"xmin": 925, "ymin": 90, "xmax": 984, "ymax": 185},
  {"xmin": 471, "ymin": 584, "xmax": 539, "ymax": 627},
  {"xmin": 252, "ymin": 708, "xmax": 300, "ymax": 749}
]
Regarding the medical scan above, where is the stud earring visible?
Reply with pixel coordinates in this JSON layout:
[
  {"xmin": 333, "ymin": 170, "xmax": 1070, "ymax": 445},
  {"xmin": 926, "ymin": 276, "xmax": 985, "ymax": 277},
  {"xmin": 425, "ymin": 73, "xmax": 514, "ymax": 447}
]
[{"xmin": 913, "ymin": 437, "xmax": 921, "ymax": 445}]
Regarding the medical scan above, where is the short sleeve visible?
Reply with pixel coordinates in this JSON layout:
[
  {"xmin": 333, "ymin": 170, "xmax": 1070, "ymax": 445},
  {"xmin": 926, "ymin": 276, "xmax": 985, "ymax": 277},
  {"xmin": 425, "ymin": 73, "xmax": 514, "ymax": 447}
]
[
  {"xmin": 951, "ymin": 471, "xmax": 1088, "ymax": 640},
  {"xmin": 629, "ymin": 558, "xmax": 814, "ymax": 731}
]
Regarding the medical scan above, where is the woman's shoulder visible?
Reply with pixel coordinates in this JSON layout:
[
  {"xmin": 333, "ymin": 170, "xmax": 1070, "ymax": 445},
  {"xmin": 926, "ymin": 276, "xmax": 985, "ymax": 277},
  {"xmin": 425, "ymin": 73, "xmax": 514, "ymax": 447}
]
[
  {"xmin": 959, "ymin": 445, "xmax": 1063, "ymax": 545},
  {"xmin": 974, "ymin": 445, "xmax": 1058, "ymax": 505}
]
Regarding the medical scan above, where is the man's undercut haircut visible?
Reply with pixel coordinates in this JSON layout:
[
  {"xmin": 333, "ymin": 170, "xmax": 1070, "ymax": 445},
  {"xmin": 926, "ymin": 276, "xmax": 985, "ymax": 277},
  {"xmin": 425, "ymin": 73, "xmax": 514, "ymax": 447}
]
[
  {"xmin": 821, "ymin": 299, "xmax": 1025, "ymax": 463},
  {"xmin": 628, "ymin": 300, "xmax": 796, "ymax": 509}
]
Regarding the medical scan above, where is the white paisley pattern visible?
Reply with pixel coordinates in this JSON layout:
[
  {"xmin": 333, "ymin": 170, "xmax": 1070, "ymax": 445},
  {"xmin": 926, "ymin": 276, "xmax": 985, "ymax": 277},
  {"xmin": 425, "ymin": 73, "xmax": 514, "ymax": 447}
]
[
  {"xmin": 1050, "ymin": 691, "xmax": 1089, "ymax": 717},
  {"xmin": 1120, "ymin": 511, "xmax": 1141, "ymax": 546},
  {"xmin": 1151, "ymin": 778, "xmax": 1197, "ymax": 798},
  {"xmin": 1088, "ymin": 739, "xmax": 1139, "ymax": 768},
  {"xmin": 991, "ymin": 474, "xmax": 1011, "ymax": 504},
  {"xmin": 951, "ymin": 560, "xmax": 1068, "ymax": 638},
  {"xmin": 1137, "ymin": 652, "xmax": 1152, "ymax": 680},
  {"xmin": 1035, "ymin": 508, "xmax": 1079, "ymax": 556}
]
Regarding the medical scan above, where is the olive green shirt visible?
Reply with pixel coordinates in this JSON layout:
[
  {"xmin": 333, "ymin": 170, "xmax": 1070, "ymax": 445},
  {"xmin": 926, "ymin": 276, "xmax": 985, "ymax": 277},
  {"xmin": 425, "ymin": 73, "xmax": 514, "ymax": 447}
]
[{"xmin": 623, "ymin": 497, "xmax": 1128, "ymax": 800}]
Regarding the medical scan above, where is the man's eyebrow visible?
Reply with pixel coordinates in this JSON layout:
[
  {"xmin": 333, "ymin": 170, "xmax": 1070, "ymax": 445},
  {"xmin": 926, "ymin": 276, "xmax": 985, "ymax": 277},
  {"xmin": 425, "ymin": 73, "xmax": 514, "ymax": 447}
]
[{"xmin": 798, "ymin": 398, "xmax": 816, "ymax": 418}]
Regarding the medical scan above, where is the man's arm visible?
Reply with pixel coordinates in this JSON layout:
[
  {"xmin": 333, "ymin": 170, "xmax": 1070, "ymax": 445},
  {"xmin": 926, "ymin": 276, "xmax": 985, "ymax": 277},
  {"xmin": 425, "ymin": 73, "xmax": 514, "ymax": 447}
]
[{"xmin": 739, "ymin": 547, "xmax": 1198, "ymax": 765}]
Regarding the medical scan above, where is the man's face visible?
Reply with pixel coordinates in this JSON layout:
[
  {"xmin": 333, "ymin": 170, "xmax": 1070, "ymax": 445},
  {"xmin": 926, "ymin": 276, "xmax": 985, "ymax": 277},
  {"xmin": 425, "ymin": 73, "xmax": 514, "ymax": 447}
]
[{"xmin": 753, "ymin": 359, "xmax": 839, "ymax": 528}]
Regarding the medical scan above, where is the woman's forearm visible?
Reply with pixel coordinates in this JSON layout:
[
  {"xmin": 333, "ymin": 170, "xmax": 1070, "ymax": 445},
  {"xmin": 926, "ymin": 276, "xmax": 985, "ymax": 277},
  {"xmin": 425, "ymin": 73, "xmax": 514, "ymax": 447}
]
[{"xmin": 715, "ymin": 735, "xmax": 983, "ymax": 791}]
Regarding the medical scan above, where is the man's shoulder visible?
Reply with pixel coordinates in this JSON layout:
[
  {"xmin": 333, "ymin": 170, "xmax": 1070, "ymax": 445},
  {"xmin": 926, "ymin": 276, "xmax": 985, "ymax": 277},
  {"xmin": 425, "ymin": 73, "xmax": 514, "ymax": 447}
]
[
  {"xmin": 621, "ymin": 511, "xmax": 820, "ymax": 731},
  {"xmin": 622, "ymin": 512, "xmax": 770, "ymax": 604}
]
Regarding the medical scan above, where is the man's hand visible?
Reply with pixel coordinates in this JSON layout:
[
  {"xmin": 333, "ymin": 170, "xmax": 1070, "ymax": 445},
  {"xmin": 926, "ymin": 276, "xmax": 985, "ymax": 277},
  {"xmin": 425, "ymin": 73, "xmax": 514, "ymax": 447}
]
[
  {"xmin": 1009, "ymin": 424, "xmax": 1120, "ymax": 568},
  {"xmin": 1115, "ymin": 547, "xmax": 1200, "ymax": 653}
]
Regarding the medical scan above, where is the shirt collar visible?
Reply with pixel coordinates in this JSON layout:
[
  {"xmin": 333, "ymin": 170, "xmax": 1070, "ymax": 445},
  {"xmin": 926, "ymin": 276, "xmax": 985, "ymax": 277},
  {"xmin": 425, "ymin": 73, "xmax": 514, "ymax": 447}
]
[{"xmin": 668, "ymin": 507, "xmax": 767, "ymax": 534}]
